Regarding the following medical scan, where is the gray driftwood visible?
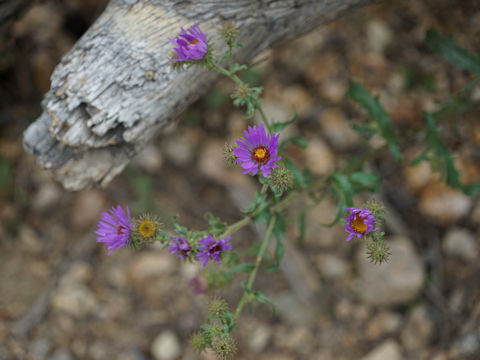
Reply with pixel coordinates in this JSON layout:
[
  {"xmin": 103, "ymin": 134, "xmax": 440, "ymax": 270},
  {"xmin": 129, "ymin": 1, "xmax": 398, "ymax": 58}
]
[{"xmin": 23, "ymin": 0, "xmax": 376, "ymax": 190}]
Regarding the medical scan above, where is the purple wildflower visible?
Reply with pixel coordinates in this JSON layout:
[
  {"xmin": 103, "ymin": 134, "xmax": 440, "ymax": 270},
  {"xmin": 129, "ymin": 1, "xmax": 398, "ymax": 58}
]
[
  {"xmin": 169, "ymin": 237, "xmax": 192, "ymax": 260},
  {"xmin": 96, "ymin": 205, "xmax": 132, "ymax": 255},
  {"xmin": 345, "ymin": 207, "xmax": 376, "ymax": 242},
  {"xmin": 233, "ymin": 123, "xmax": 281, "ymax": 178},
  {"xmin": 196, "ymin": 234, "xmax": 232, "ymax": 266},
  {"xmin": 189, "ymin": 275, "xmax": 207, "ymax": 295},
  {"xmin": 170, "ymin": 24, "xmax": 208, "ymax": 62}
]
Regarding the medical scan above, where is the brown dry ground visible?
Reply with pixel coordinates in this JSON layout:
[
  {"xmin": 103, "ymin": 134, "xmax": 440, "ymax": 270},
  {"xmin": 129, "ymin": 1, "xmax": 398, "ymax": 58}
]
[{"xmin": 1, "ymin": 0, "xmax": 480, "ymax": 359}]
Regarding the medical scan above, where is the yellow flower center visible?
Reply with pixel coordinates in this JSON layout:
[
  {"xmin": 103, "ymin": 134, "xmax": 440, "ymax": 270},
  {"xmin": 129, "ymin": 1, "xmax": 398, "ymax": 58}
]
[
  {"xmin": 351, "ymin": 215, "xmax": 368, "ymax": 234},
  {"xmin": 138, "ymin": 220, "xmax": 155, "ymax": 238},
  {"xmin": 189, "ymin": 39, "xmax": 199, "ymax": 46},
  {"xmin": 252, "ymin": 146, "xmax": 270, "ymax": 164}
]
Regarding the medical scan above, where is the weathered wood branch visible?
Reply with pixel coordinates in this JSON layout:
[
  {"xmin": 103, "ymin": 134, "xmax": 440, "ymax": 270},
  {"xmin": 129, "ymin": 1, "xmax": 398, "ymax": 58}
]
[{"xmin": 23, "ymin": 0, "xmax": 377, "ymax": 190}]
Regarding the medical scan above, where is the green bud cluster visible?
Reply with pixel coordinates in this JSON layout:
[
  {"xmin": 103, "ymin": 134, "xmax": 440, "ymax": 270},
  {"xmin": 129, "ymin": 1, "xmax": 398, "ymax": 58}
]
[
  {"xmin": 212, "ymin": 335, "xmax": 237, "ymax": 360},
  {"xmin": 366, "ymin": 199, "xmax": 387, "ymax": 222},
  {"xmin": 365, "ymin": 232, "xmax": 391, "ymax": 265}
]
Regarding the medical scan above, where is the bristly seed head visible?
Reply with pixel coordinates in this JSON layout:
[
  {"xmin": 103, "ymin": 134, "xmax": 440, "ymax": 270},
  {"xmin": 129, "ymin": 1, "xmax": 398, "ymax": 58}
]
[
  {"xmin": 220, "ymin": 22, "xmax": 238, "ymax": 47},
  {"xmin": 208, "ymin": 298, "xmax": 229, "ymax": 317},
  {"xmin": 366, "ymin": 199, "xmax": 387, "ymax": 221},
  {"xmin": 191, "ymin": 331, "xmax": 209, "ymax": 353},
  {"xmin": 268, "ymin": 165, "xmax": 293, "ymax": 192},
  {"xmin": 366, "ymin": 238, "xmax": 391, "ymax": 265},
  {"xmin": 212, "ymin": 335, "xmax": 237, "ymax": 360}
]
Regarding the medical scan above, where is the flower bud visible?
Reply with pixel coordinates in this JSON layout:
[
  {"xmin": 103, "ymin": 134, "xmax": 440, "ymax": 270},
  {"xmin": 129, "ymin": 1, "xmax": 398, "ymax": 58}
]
[
  {"xmin": 220, "ymin": 22, "xmax": 238, "ymax": 47},
  {"xmin": 191, "ymin": 331, "xmax": 209, "ymax": 353},
  {"xmin": 212, "ymin": 335, "xmax": 237, "ymax": 360},
  {"xmin": 365, "ymin": 199, "xmax": 387, "ymax": 221},
  {"xmin": 208, "ymin": 298, "xmax": 229, "ymax": 317},
  {"xmin": 268, "ymin": 165, "xmax": 293, "ymax": 192},
  {"xmin": 366, "ymin": 238, "xmax": 391, "ymax": 265},
  {"xmin": 223, "ymin": 143, "xmax": 238, "ymax": 167}
]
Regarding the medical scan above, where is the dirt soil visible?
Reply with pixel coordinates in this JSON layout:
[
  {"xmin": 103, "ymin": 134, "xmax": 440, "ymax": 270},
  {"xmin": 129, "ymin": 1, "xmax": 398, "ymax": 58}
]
[{"xmin": 1, "ymin": 0, "xmax": 480, "ymax": 359}]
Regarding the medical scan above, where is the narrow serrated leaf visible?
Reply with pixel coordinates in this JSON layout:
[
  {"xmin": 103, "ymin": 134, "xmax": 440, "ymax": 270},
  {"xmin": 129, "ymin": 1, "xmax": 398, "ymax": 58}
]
[{"xmin": 270, "ymin": 109, "xmax": 297, "ymax": 133}]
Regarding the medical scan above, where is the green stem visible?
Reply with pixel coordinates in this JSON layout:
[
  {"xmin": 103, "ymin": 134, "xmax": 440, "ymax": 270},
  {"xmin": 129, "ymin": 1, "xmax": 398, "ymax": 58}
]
[
  {"xmin": 233, "ymin": 215, "xmax": 277, "ymax": 322},
  {"xmin": 220, "ymin": 216, "xmax": 252, "ymax": 238}
]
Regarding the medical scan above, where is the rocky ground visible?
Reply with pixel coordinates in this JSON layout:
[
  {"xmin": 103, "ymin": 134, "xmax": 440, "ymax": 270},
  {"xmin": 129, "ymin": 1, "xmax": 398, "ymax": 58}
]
[{"xmin": 1, "ymin": 0, "xmax": 480, "ymax": 359}]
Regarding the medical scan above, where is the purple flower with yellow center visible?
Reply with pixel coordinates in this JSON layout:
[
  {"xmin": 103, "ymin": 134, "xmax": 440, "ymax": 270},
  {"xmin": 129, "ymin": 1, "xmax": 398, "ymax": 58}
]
[
  {"xmin": 169, "ymin": 237, "xmax": 192, "ymax": 260},
  {"xmin": 170, "ymin": 24, "xmax": 208, "ymax": 62},
  {"xmin": 196, "ymin": 234, "xmax": 232, "ymax": 266},
  {"xmin": 96, "ymin": 205, "xmax": 132, "ymax": 255},
  {"xmin": 345, "ymin": 207, "xmax": 376, "ymax": 242},
  {"xmin": 234, "ymin": 123, "xmax": 281, "ymax": 178}
]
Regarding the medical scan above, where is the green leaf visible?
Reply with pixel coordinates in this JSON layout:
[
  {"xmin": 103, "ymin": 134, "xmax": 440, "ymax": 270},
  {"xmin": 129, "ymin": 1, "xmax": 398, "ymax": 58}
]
[
  {"xmin": 348, "ymin": 171, "xmax": 380, "ymax": 192},
  {"xmin": 270, "ymin": 109, "xmax": 297, "ymax": 133},
  {"xmin": 346, "ymin": 81, "xmax": 402, "ymax": 162},
  {"xmin": 226, "ymin": 264, "xmax": 255, "ymax": 277},
  {"xmin": 252, "ymin": 290, "xmax": 276, "ymax": 315},
  {"xmin": 283, "ymin": 158, "xmax": 306, "ymax": 188},
  {"xmin": 266, "ymin": 213, "xmax": 285, "ymax": 270},
  {"xmin": 321, "ymin": 185, "xmax": 347, "ymax": 227},
  {"xmin": 242, "ymin": 191, "xmax": 268, "ymax": 215},
  {"xmin": 231, "ymin": 63, "xmax": 248, "ymax": 74},
  {"xmin": 426, "ymin": 29, "xmax": 480, "ymax": 76},
  {"xmin": 205, "ymin": 212, "xmax": 227, "ymax": 235},
  {"xmin": 331, "ymin": 173, "xmax": 354, "ymax": 207},
  {"xmin": 279, "ymin": 136, "xmax": 308, "ymax": 152},
  {"xmin": 172, "ymin": 216, "xmax": 188, "ymax": 235}
]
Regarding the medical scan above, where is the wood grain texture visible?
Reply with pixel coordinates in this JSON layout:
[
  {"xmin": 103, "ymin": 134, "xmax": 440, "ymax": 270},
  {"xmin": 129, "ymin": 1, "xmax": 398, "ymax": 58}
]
[{"xmin": 23, "ymin": 0, "xmax": 377, "ymax": 190}]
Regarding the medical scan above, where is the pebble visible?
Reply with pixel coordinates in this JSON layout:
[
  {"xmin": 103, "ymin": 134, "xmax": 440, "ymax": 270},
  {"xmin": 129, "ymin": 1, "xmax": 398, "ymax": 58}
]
[
  {"xmin": 354, "ymin": 236, "xmax": 424, "ymax": 306},
  {"xmin": 134, "ymin": 144, "xmax": 163, "ymax": 173},
  {"xmin": 51, "ymin": 283, "xmax": 97, "ymax": 317},
  {"xmin": 128, "ymin": 252, "xmax": 176, "ymax": 284},
  {"xmin": 316, "ymin": 254, "xmax": 349, "ymax": 280},
  {"xmin": 318, "ymin": 107, "xmax": 359, "ymax": 149},
  {"xmin": 151, "ymin": 331, "xmax": 181, "ymax": 360},
  {"xmin": 50, "ymin": 349, "xmax": 73, "ymax": 360},
  {"xmin": 401, "ymin": 305, "xmax": 433, "ymax": 351},
  {"xmin": 366, "ymin": 20, "xmax": 393, "ymax": 53},
  {"xmin": 442, "ymin": 227, "xmax": 478, "ymax": 260},
  {"xmin": 419, "ymin": 183, "xmax": 472, "ymax": 223},
  {"xmin": 361, "ymin": 340, "xmax": 403, "ymax": 360},
  {"xmin": 71, "ymin": 190, "xmax": 105, "ymax": 228},
  {"xmin": 32, "ymin": 182, "xmax": 62, "ymax": 212},
  {"xmin": 28, "ymin": 338, "xmax": 50, "ymax": 360},
  {"xmin": 403, "ymin": 161, "xmax": 434, "ymax": 193},
  {"xmin": 247, "ymin": 322, "xmax": 272, "ymax": 353},
  {"xmin": 365, "ymin": 311, "xmax": 403, "ymax": 340},
  {"xmin": 275, "ymin": 293, "xmax": 317, "ymax": 327},
  {"xmin": 305, "ymin": 138, "xmax": 335, "ymax": 176}
]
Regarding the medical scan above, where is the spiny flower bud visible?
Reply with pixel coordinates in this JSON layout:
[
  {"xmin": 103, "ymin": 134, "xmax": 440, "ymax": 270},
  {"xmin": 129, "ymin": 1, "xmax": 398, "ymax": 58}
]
[
  {"xmin": 212, "ymin": 335, "xmax": 237, "ymax": 360},
  {"xmin": 365, "ymin": 199, "xmax": 387, "ymax": 221},
  {"xmin": 366, "ymin": 237, "xmax": 391, "ymax": 265},
  {"xmin": 130, "ymin": 213, "xmax": 162, "ymax": 250},
  {"xmin": 208, "ymin": 298, "xmax": 229, "ymax": 317},
  {"xmin": 191, "ymin": 331, "xmax": 209, "ymax": 353},
  {"xmin": 223, "ymin": 143, "xmax": 238, "ymax": 167},
  {"xmin": 233, "ymin": 83, "xmax": 250, "ymax": 102},
  {"xmin": 220, "ymin": 22, "xmax": 238, "ymax": 47},
  {"xmin": 268, "ymin": 165, "xmax": 293, "ymax": 192}
]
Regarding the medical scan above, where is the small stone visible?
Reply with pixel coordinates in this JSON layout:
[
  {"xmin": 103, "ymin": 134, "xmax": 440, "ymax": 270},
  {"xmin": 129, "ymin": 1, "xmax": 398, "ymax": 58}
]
[
  {"xmin": 275, "ymin": 293, "xmax": 317, "ymax": 327},
  {"xmin": 29, "ymin": 338, "xmax": 50, "ymax": 360},
  {"xmin": 247, "ymin": 323, "xmax": 271, "ymax": 353},
  {"xmin": 452, "ymin": 331, "xmax": 480, "ymax": 357},
  {"xmin": 403, "ymin": 161, "xmax": 435, "ymax": 193},
  {"xmin": 316, "ymin": 255, "xmax": 349, "ymax": 280},
  {"xmin": 151, "ymin": 331, "xmax": 181, "ymax": 360},
  {"xmin": 366, "ymin": 20, "xmax": 393, "ymax": 53},
  {"xmin": 133, "ymin": 144, "xmax": 163, "ymax": 173},
  {"xmin": 51, "ymin": 283, "xmax": 97, "ymax": 317},
  {"xmin": 50, "ymin": 349, "xmax": 73, "ymax": 360},
  {"xmin": 128, "ymin": 252, "xmax": 176, "ymax": 284},
  {"xmin": 318, "ymin": 107, "xmax": 359, "ymax": 149},
  {"xmin": 442, "ymin": 227, "xmax": 478, "ymax": 260},
  {"xmin": 71, "ymin": 190, "xmax": 105, "ymax": 228},
  {"xmin": 32, "ymin": 182, "xmax": 62, "ymax": 212},
  {"xmin": 165, "ymin": 132, "xmax": 196, "ymax": 167},
  {"xmin": 419, "ymin": 183, "xmax": 472, "ymax": 223},
  {"xmin": 361, "ymin": 340, "xmax": 403, "ymax": 360},
  {"xmin": 355, "ymin": 236, "xmax": 424, "ymax": 306},
  {"xmin": 401, "ymin": 305, "xmax": 433, "ymax": 351},
  {"xmin": 305, "ymin": 138, "xmax": 335, "ymax": 176},
  {"xmin": 365, "ymin": 311, "xmax": 403, "ymax": 340}
]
